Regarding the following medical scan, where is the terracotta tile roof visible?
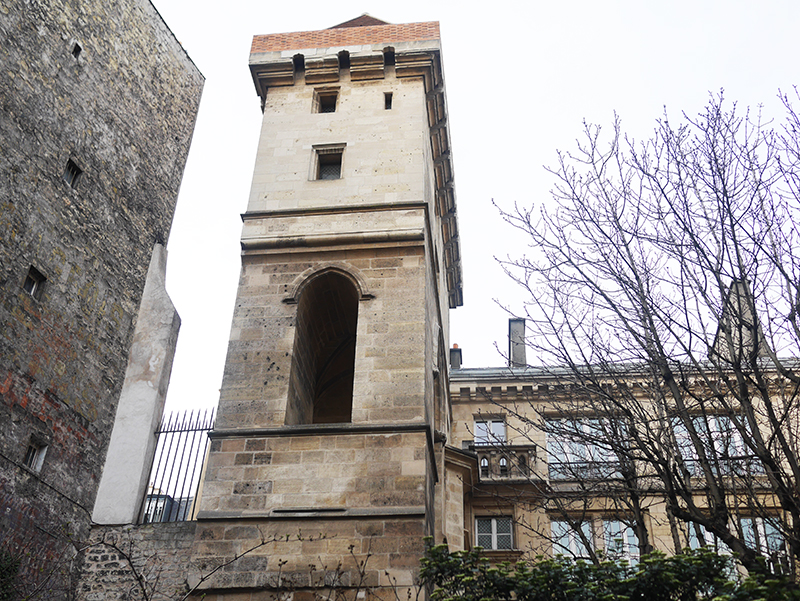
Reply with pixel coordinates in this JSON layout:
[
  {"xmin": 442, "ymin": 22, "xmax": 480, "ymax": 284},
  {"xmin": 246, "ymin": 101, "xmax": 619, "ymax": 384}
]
[{"xmin": 251, "ymin": 21, "xmax": 440, "ymax": 54}]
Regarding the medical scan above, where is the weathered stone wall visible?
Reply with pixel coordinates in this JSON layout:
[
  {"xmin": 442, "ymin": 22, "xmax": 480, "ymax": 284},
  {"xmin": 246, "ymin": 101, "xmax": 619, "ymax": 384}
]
[
  {"xmin": 215, "ymin": 244, "xmax": 428, "ymax": 430},
  {"xmin": 245, "ymin": 76, "xmax": 427, "ymax": 213},
  {"xmin": 192, "ymin": 24, "xmax": 460, "ymax": 599},
  {"xmin": 200, "ymin": 431, "xmax": 427, "ymax": 514},
  {"xmin": 191, "ymin": 516, "xmax": 425, "ymax": 595},
  {"xmin": 0, "ymin": 0, "xmax": 203, "ymax": 596},
  {"xmin": 76, "ymin": 522, "xmax": 196, "ymax": 601}
]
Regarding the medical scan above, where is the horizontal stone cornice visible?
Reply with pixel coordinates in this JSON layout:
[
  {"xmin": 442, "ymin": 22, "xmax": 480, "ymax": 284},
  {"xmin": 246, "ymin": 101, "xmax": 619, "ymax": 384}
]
[
  {"xmin": 241, "ymin": 228, "xmax": 424, "ymax": 251},
  {"xmin": 196, "ymin": 506, "xmax": 426, "ymax": 521},
  {"xmin": 208, "ymin": 421, "xmax": 430, "ymax": 439},
  {"xmin": 241, "ymin": 200, "xmax": 427, "ymax": 220},
  {"xmin": 241, "ymin": 203, "xmax": 427, "ymax": 252}
]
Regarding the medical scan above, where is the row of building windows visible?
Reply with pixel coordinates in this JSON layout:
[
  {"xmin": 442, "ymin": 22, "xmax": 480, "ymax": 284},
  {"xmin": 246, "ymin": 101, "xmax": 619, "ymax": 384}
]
[
  {"xmin": 311, "ymin": 88, "xmax": 393, "ymax": 113},
  {"xmin": 475, "ymin": 515, "xmax": 785, "ymax": 569},
  {"xmin": 306, "ymin": 86, "xmax": 395, "ymax": 180},
  {"xmin": 475, "ymin": 516, "xmax": 640, "ymax": 561},
  {"xmin": 472, "ymin": 415, "xmax": 761, "ymax": 480}
]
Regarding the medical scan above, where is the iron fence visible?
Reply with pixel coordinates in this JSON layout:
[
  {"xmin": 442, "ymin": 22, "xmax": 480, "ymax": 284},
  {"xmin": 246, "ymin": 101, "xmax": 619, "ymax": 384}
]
[{"xmin": 139, "ymin": 408, "xmax": 215, "ymax": 524}]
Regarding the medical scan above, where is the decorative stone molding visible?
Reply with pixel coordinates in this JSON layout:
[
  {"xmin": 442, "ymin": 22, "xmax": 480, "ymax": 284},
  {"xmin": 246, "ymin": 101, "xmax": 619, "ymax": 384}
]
[
  {"xmin": 283, "ymin": 262, "xmax": 375, "ymax": 303},
  {"xmin": 350, "ymin": 53, "xmax": 385, "ymax": 80}
]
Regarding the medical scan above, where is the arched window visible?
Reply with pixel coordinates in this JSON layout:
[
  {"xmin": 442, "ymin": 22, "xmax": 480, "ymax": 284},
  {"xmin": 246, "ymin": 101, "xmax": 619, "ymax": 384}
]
[
  {"xmin": 518, "ymin": 454, "xmax": 529, "ymax": 476},
  {"xmin": 480, "ymin": 458, "xmax": 489, "ymax": 478},
  {"xmin": 286, "ymin": 271, "xmax": 358, "ymax": 424},
  {"xmin": 499, "ymin": 457, "xmax": 508, "ymax": 476}
]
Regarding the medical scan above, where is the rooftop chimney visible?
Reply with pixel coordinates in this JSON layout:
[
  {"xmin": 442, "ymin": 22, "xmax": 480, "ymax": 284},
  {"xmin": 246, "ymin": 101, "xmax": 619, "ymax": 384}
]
[
  {"xmin": 449, "ymin": 344, "xmax": 462, "ymax": 370},
  {"xmin": 509, "ymin": 318, "xmax": 526, "ymax": 368}
]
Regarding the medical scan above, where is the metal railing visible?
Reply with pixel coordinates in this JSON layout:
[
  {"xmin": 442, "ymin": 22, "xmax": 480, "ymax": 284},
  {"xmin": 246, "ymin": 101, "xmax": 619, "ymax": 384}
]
[
  {"xmin": 139, "ymin": 408, "xmax": 215, "ymax": 524},
  {"xmin": 548, "ymin": 460, "xmax": 622, "ymax": 481}
]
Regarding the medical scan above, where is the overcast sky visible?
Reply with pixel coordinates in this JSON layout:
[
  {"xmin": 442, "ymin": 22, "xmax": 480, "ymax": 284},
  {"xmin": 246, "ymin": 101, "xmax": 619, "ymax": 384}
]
[{"xmin": 152, "ymin": 0, "xmax": 800, "ymax": 413}]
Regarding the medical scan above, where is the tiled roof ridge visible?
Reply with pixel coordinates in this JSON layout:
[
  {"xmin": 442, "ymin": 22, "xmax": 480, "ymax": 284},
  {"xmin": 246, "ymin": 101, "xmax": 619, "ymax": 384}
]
[
  {"xmin": 251, "ymin": 21, "xmax": 440, "ymax": 54},
  {"xmin": 330, "ymin": 14, "xmax": 390, "ymax": 28}
]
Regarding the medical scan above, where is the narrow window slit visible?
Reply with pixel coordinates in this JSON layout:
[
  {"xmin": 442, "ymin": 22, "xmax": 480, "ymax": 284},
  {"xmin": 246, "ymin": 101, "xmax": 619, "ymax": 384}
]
[
  {"xmin": 23, "ymin": 266, "xmax": 46, "ymax": 300},
  {"xmin": 63, "ymin": 158, "xmax": 82, "ymax": 188}
]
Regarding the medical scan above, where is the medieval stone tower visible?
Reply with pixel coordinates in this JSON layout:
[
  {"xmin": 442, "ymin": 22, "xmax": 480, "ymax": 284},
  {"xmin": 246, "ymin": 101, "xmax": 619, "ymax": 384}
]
[
  {"xmin": 190, "ymin": 15, "xmax": 461, "ymax": 599},
  {"xmin": 0, "ymin": 0, "xmax": 202, "ymax": 596}
]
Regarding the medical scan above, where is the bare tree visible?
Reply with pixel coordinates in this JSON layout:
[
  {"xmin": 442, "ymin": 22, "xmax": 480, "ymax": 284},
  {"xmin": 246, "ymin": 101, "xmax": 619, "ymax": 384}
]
[{"xmin": 498, "ymin": 90, "xmax": 800, "ymax": 575}]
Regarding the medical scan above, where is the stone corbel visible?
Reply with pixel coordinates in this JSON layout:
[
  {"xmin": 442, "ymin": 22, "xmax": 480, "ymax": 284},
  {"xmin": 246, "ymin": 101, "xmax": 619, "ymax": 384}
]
[
  {"xmin": 395, "ymin": 51, "xmax": 436, "ymax": 90},
  {"xmin": 350, "ymin": 53, "xmax": 385, "ymax": 81},
  {"xmin": 305, "ymin": 56, "xmax": 340, "ymax": 84},
  {"xmin": 251, "ymin": 59, "xmax": 295, "ymax": 98}
]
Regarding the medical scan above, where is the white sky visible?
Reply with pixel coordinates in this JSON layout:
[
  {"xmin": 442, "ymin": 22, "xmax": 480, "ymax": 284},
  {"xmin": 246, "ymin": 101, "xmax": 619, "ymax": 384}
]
[{"xmin": 154, "ymin": 0, "xmax": 800, "ymax": 413}]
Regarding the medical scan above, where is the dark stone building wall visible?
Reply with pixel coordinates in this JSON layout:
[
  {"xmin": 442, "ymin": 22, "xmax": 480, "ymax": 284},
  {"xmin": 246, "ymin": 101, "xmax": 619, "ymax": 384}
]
[{"xmin": 0, "ymin": 0, "xmax": 203, "ymax": 597}]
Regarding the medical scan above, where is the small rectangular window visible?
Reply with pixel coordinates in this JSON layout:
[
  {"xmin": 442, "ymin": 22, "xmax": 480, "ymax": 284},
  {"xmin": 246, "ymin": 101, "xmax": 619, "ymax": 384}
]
[
  {"xmin": 318, "ymin": 153, "xmax": 341, "ymax": 179},
  {"xmin": 23, "ymin": 442, "xmax": 47, "ymax": 472},
  {"xmin": 552, "ymin": 520, "xmax": 593, "ymax": 559},
  {"xmin": 313, "ymin": 145, "xmax": 345, "ymax": 180},
  {"xmin": 63, "ymin": 158, "xmax": 82, "ymax": 188},
  {"xmin": 313, "ymin": 89, "xmax": 339, "ymax": 113},
  {"xmin": 384, "ymin": 92, "xmax": 393, "ymax": 110},
  {"xmin": 476, "ymin": 516, "xmax": 513, "ymax": 550},
  {"xmin": 23, "ymin": 266, "xmax": 46, "ymax": 300},
  {"xmin": 474, "ymin": 419, "xmax": 506, "ymax": 445},
  {"xmin": 602, "ymin": 520, "xmax": 639, "ymax": 565}
]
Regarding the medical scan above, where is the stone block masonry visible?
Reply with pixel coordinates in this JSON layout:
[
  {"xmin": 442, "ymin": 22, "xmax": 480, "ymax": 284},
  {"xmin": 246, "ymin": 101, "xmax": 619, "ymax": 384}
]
[
  {"xmin": 116, "ymin": 16, "xmax": 459, "ymax": 600},
  {"xmin": 0, "ymin": 0, "xmax": 203, "ymax": 597},
  {"xmin": 76, "ymin": 523, "xmax": 196, "ymax": 601}
]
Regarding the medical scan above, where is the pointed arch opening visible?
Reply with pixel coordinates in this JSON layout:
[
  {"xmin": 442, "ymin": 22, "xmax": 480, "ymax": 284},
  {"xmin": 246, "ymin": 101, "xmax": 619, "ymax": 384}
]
[{"xmin": 286, "ymin": 271, "xmax": 359, "ymax": 425}]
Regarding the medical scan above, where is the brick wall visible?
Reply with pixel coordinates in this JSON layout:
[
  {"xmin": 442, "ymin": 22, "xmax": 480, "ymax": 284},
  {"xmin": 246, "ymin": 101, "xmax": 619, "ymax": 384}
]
[{"xmin": 251, "ymin": 22, "xmax": 440, "ymax": 54}]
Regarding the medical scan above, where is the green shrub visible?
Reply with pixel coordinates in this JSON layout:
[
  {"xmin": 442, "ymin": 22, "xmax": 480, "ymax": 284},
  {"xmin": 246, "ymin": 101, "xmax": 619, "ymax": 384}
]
[{"xmin": 419, "ymin": 542, "xmax": 798, "ymax": 601}]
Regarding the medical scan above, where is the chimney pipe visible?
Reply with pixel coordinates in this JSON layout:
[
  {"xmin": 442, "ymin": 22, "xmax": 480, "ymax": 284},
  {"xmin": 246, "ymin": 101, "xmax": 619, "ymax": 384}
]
[
  {"xmin": 449, "ymin": 344, "xmax": 462, "ymax": 370},
  {"xmin": 509, "ymin": 318, "xmax": 526, "ymax": 368}
]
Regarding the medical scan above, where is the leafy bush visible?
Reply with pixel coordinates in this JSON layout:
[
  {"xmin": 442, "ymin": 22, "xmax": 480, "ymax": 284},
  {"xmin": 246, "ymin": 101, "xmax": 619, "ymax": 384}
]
[{"xmin": 419, "ymin": 542, "xmax": 799, "ymax": 601}]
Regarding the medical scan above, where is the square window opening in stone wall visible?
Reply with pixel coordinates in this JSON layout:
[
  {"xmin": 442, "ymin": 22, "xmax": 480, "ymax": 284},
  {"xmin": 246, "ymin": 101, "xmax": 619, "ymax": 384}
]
[
  {"xmin": 384, "ymin": 92, "xmax": 393, "ymax": 110},
  {"xmin": 23, "ymin": 266, "xmax": 46, "ymax": 300},
  {"xmin": 71, "ymin": 42, "xmax": 82, "ymax": 58},
  {"xmin": 63, "ymin": 158, "xmax": 82, "ymax": 188},
  {"xmin": 314, "ymin": 89, "xmax": 339, "ymax": 113},
  {"xmin": 313, "ymin": 145, "xmax": 345, "ymax": 180},
  {"xmin": 23, "ymin": 440, "xmax": 47, "ymax": 472},
  {"xmin": 476, "ymin": 516, "xmax": 513, "ymax": 550}
]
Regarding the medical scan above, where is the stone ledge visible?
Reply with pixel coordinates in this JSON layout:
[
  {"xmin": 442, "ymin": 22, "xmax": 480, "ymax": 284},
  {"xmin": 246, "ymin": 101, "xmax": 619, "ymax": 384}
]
[
  {"xmin": 208, "ymin": 422, "xmax": 430, "ymax": 439},
  {"xmin": 241, "ymin": 228, "xmax": 424, "ymax": 250},
  {"xmin": 196, "ymin": 506, "xmax": 426, "ymax": 521}
]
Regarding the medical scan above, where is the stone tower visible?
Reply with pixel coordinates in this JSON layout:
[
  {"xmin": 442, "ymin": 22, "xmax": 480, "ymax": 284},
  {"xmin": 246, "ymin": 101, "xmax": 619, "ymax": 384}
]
[
  {"xmin": 0, "ymin": 0, "xmax": 202, "ymax": 596},
  {"xmin": 191, "ymin": 15, "xmax": 461, "ymax": 599}
]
